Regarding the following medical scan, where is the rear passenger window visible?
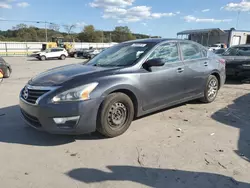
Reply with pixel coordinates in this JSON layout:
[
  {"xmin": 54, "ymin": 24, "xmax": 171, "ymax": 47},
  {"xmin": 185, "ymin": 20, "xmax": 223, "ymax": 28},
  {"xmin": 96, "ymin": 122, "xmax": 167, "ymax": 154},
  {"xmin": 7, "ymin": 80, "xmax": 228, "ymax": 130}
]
[
  {"xmin": 237, "ymin": 47, "xmax": 250, "ymax": 56},
  {"xmin": 147, "ymin": 43, "xmax": 180, "ymax": 63},
  {"xmin": 180, "ymin": 43, "xmax": 202, "ymax": 60}
]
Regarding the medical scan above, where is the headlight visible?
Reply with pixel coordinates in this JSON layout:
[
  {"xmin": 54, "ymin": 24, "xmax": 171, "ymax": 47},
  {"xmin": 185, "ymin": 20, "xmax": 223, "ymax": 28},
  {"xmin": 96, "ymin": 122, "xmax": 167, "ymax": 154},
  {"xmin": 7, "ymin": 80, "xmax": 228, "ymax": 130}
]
[{"xmin": 52, "ymin": 83, "xmax": 98, "ymax": 103}]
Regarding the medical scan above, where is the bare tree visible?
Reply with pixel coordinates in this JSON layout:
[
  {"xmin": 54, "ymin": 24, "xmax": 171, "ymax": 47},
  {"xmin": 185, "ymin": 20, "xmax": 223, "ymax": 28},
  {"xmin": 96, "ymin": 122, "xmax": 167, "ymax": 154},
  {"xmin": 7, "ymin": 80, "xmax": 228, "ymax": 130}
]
[
  {"xmin": 49, "ymin": 23, "xmax": 60, "ymax": 32},
  {"xmin": 63, "ymin": 24, "xmax": 76, "ymax": 35}
]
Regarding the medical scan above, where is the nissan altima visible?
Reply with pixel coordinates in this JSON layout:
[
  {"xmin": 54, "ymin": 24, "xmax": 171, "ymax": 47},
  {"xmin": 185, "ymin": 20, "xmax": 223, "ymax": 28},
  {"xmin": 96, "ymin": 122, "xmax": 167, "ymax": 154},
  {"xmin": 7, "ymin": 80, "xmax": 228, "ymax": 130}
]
[{"xmin": 20, "ymin": 39, "xmax": 226, "ymax": 137}]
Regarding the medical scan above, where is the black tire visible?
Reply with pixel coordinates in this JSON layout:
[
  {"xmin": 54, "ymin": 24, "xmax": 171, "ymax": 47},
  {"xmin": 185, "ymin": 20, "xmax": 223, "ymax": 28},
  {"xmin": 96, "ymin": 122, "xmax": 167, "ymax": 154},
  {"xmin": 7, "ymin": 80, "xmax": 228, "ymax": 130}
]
[
  {"xmin": 3, "ymin": 68, "xmax": 10, "ymax": 78},
  {"xmin": 200, "ymin": 75, "xmax": 219, "ymax": 103},
  {"xmin": 97, "ymin": 93, "xmax": 134, "ymax": 138},
  {"xmin": 40, "ymin": 56, "xmax": 46, "ymax": 61},
  {"xmin": 60, "ymin": 55, "xmax": 66, "ymax": 60}
]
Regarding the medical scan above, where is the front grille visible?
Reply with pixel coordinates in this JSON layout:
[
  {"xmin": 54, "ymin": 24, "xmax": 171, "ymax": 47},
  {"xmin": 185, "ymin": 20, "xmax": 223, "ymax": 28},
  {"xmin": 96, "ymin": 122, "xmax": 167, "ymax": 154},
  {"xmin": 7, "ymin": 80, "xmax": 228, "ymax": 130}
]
[
  {"xmin": 21, "ymin": 87, "xmax": 49, "ymax": 104},
  {"xmin": 21, "ymin": 109, "xmax": 42, "ymax": 128}
]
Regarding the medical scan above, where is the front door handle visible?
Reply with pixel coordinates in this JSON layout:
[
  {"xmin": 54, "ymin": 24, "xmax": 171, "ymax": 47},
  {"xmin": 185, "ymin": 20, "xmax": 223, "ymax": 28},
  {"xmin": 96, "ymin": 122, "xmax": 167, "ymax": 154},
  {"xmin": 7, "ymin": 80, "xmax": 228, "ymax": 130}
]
[
  {"xmin": 204, "ymin": 62, "xmax": 208, "ymax": 66},
  {"xmin": 177, "ymin": 68, "xmax": 184, "ymax": 73}
]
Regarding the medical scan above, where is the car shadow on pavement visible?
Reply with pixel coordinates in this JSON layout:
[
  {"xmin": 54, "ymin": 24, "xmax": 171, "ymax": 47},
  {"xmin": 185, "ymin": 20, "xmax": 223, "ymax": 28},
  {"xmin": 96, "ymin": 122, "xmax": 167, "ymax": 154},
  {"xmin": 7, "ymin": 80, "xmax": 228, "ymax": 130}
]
[
  {"xmin": 0, "ymin": 105, "xmax": 104, "ymax": 146},
  {"xmin": 211, "ymin": 94, "xmax": 250, "ymax": 162},
  {"xmin": 26, "ymin": 59, "xmax": 58, "ymax": 61},
  {"xmin": 67, "ymin": 165, "xmax": 250, "ymax": 188}
]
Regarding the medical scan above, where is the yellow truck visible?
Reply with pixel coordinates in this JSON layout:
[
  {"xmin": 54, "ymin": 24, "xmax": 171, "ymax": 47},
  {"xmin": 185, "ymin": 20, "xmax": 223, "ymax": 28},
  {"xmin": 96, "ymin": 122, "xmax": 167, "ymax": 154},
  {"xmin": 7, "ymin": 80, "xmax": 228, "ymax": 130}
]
[{"xmin": 42, "ymin": 37, "xmax": 75, "ymax": 54}]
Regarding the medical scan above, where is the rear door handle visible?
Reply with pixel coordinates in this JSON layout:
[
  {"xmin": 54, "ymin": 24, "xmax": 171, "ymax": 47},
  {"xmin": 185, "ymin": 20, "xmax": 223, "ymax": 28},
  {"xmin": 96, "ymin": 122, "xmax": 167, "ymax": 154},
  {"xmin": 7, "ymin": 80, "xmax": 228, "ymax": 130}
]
[
  {"xmin": 204, "ymin": 62, "xmax": 208, "ymax": 66},
  {"xmin": 177, "ymin": 68, "xmax": 184, "ymax": 73}
]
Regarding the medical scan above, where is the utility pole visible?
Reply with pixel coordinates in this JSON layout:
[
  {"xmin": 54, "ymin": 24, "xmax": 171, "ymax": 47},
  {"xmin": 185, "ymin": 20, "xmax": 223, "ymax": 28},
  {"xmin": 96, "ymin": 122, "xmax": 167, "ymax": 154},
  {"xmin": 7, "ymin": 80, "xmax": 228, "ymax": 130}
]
[
  {"xmin": 236, "ymin": 11, "xmax": 241, "ymax": 29},
  {"xmin": 45, "ymin": 21, "xmax": 48, "ymax": 42}
]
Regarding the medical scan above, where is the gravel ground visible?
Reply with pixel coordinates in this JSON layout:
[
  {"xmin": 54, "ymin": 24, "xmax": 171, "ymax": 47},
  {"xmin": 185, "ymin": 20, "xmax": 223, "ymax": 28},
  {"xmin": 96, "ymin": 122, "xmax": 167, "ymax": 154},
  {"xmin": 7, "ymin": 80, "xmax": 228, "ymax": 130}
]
[{"xmin": 0, "ymin": 57, "xmax": 249, "ymax": 188}]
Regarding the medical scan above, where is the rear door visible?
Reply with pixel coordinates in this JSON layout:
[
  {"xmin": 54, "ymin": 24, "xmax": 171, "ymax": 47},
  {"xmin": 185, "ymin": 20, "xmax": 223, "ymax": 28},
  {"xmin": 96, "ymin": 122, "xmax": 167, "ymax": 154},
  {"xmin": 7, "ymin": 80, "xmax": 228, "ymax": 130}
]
[{"xmin": 179, "ymin": 42, "xmax": 208, "ymax": 97}]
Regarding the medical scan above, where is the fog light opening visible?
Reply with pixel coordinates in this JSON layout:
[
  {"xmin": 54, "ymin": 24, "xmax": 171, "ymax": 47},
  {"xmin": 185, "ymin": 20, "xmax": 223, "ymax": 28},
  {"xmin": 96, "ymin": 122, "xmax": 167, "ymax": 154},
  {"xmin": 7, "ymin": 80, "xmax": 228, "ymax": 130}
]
[{"xmin": 53, "ymin": 116, "xmax": 80, "ymax": 129}]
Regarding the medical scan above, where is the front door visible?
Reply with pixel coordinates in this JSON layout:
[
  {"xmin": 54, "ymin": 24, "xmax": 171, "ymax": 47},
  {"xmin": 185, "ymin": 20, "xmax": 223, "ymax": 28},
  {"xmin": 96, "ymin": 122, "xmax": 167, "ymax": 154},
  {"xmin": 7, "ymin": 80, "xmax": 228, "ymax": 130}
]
[
  {"xmin": 47, "ymin": 49, "xmax": 59, "ymax": 58},
  {"xmin": 139, "ymin": 42, "xmax": 186, "ymax": 111}
]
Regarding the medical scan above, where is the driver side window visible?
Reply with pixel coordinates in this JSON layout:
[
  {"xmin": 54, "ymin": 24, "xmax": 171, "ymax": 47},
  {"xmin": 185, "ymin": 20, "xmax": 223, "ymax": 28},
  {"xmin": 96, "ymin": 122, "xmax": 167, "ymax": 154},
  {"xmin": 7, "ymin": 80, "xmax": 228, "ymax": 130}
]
[{"xmin": 147, "ymin": 42, "xmax": 180, "ymax": 63}]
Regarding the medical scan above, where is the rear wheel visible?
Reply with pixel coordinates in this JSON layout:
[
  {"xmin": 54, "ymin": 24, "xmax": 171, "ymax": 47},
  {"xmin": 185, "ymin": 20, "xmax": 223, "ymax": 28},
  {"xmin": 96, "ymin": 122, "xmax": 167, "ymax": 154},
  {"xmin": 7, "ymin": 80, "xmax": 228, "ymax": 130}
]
[
  {"xmin": 200, "ymin": 75, "xmax": 219, "ymax": 103},
  {"xmin": 40, "ymin": 56, "xmax": 46, "ymax": 61},
  {"xmin": 60, "ymin": 55, "xmax": 66, "ymax": 60},
  {"xmin": 97, "ymin": 93, "xmax": 134, "ymax": 138}
]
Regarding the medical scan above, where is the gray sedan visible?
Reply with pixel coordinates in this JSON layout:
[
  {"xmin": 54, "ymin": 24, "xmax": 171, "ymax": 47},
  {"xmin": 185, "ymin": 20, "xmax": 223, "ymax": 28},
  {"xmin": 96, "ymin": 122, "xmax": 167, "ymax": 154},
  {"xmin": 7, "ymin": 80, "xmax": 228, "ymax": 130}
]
[{"xmin": 20, "ymin": 39, "xmax": 226, "ymax": 137}]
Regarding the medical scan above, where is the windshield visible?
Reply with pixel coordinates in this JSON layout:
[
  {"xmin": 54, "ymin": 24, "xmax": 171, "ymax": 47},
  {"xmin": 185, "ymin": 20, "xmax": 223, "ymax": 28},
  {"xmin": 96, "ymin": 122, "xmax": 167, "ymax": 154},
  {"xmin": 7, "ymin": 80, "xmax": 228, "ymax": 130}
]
[
  {"xmin": 86, "ymin": 42, "xmax": 155, "ymax": 67},
  {"xmin": 222, "ymin": 47, "xmax": 250, "ymax": 56}
]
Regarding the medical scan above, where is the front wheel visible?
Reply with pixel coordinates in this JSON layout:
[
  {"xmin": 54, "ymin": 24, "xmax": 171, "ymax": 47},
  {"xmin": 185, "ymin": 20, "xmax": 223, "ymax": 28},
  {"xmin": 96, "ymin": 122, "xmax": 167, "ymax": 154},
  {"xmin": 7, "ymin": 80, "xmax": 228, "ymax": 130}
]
[
  {"xmin": 40, "ymin": 56, "xmax": 46, "ymax": 61},
  {"xmin": 200, "ymin": 75, "xmax": 219, "ymax": 103},
  {"xmin": 97, "ymin": 93, "xmax": 134, "ymax": 138}
]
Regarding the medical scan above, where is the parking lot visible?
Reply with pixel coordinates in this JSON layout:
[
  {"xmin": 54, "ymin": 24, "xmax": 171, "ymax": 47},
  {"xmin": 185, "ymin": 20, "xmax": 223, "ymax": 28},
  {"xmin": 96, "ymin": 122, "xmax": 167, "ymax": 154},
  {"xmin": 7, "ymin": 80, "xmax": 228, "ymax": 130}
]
[{"xmin": 0, "ymin": 57, "xmax": 250, "ymax": 188}]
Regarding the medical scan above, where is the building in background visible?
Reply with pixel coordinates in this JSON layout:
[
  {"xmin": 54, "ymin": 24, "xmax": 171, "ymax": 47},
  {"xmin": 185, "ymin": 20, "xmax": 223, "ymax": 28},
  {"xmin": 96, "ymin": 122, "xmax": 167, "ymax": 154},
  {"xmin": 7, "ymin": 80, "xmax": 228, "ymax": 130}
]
[{"xmin": 177, "ymin": 28, "xmax": 250, "ymax": 47}]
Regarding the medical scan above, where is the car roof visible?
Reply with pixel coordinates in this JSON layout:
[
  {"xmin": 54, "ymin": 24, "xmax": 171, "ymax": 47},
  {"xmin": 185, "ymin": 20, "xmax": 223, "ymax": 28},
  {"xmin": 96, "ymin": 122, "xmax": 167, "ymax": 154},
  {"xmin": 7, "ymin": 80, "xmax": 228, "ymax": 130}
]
[
  {"xmin": 123, "ymin": 38, "xmax": 186, "ymax": 44},
  {"xmin": 231, "ymin": 44, "xmax": 250, "ymax": 48}
]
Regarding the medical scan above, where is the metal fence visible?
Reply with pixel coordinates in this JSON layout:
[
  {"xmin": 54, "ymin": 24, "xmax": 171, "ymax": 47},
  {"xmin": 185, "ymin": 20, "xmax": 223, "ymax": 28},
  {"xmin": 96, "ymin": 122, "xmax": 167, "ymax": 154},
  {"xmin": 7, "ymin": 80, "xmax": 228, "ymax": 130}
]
[{"xmin": 0, "ymin": 42, "xmax": 117, "ymax": 56}]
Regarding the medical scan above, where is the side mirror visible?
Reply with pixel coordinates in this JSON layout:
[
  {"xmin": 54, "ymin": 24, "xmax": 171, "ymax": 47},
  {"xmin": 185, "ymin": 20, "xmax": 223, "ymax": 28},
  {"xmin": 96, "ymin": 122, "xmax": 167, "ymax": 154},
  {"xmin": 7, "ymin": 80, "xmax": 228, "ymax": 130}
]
[{"xmin": 145, "ymin": 58, "xmax": 165, "ymax": 67}]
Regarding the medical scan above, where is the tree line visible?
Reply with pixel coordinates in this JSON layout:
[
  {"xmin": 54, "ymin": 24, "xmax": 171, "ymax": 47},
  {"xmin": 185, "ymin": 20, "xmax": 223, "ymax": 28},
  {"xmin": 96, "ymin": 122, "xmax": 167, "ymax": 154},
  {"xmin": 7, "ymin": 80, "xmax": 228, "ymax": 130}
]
[{"xmin": 0, "ymin": 24, "xmax": 161, "ymax": 43}]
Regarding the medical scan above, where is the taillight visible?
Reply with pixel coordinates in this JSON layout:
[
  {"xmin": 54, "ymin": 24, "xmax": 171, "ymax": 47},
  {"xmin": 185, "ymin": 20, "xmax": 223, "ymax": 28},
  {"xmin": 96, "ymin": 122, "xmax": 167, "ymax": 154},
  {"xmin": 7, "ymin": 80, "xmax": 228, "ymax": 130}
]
[
  {"xmin": 0, "ymin": 69, "xmax": 3, "ymax": 81},
  {"xmin": 218, "ymin": 59, "xmax": 226, "ymax": 65}
]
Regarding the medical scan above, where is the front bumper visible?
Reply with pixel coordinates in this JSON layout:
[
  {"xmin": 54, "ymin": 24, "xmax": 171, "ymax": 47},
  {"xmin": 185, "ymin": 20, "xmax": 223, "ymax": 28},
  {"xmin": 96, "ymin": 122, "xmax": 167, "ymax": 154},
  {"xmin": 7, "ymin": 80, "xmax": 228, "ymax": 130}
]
[{"xmin": 19, "ymin": 97, "xmax": 102, "ymax": 135}]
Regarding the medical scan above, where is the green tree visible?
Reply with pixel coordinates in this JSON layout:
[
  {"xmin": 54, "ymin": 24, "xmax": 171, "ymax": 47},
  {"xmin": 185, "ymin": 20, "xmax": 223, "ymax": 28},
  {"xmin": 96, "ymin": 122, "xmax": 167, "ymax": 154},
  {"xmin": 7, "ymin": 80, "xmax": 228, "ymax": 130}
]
[
  {"xmin": 112, "ymin": 26, "xmax": 136, "ymax": 42},
  {"xmin": 0, "ymin": 35, "xmax": 5, "ymax": 41},
  {"xmin": 78, "ymin": 25, "xmax": 102, "ymax": 42},
  {"xmin": 94, "ymin": 30, "xmax": 104, "ymax": 42},
  {"xmin": 16, "ymin": 27, "xmax": 38, "ymax": 42},
  {"xmin": 12, "ymin": 24, "xmax": 28, "ymax": 30},
  {"xmin": 78, "ymin": 25, "xmax": 95, "ymax": 42},
  {"xmin": 1, "ymin": 24, "xmax": 155, "ymax": 42}
]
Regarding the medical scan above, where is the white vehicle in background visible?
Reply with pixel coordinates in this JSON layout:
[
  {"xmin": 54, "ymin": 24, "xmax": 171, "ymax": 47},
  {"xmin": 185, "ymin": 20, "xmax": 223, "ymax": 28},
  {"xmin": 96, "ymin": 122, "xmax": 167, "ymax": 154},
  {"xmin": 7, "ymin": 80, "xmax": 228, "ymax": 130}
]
[
  {"xmin": 33, "ymin": 48, "xmax": 68, "ymax": 61},
  {"xmin": 208, "ymin": 43, "xmax": 227, "ymax": 51}
]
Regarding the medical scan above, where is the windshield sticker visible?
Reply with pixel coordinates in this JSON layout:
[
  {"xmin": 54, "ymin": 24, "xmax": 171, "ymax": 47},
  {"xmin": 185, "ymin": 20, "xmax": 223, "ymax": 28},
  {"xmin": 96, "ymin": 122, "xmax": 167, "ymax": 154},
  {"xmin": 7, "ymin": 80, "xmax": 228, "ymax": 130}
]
[{"xmin": 131, "ymin": 43, "xmax": 147, "ymax": 47}]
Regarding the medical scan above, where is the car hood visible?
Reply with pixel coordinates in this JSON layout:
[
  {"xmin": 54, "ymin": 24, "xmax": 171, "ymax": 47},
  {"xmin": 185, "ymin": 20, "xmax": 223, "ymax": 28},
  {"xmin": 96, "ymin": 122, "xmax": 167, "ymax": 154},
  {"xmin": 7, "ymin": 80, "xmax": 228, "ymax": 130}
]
[{"xmin": 29, "ymin": 64, "xmax": 120, "ymax": 86}]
